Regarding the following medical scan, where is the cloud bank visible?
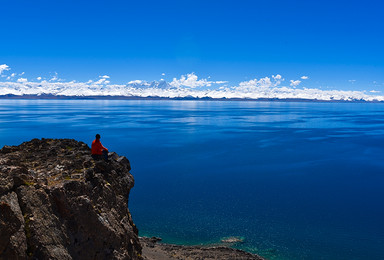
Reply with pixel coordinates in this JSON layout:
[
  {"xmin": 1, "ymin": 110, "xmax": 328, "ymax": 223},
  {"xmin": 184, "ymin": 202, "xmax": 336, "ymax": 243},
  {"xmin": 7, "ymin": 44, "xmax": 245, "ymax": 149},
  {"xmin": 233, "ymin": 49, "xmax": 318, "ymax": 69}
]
[{"xmin": 0, "ymin": 65, "xmax": 383, "ymax": 102}]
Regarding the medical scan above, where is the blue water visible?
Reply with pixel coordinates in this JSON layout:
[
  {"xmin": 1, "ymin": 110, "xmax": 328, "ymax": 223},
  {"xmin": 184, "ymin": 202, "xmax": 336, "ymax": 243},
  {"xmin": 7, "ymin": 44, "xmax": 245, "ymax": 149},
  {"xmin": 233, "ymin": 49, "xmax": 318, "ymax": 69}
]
[{"xmin": 1, "ymin": 100, "xmax": 383, "ymax": 259}]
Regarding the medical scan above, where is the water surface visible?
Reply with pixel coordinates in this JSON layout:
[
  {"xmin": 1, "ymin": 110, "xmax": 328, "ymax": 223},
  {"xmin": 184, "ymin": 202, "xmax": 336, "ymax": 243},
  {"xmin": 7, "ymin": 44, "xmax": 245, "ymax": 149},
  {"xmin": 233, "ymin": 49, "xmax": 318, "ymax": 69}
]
[{"xmin": 1, "ymin": 100, "xmax": 383, "ymax": 259}]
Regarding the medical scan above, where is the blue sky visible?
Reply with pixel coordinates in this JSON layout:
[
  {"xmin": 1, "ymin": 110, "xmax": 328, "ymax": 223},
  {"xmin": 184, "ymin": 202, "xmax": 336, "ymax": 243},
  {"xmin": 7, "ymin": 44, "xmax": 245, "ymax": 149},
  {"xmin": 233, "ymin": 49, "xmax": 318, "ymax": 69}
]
[{"xmin": 1, "ymin": 0, "xmax": 384, "ymax": 91}]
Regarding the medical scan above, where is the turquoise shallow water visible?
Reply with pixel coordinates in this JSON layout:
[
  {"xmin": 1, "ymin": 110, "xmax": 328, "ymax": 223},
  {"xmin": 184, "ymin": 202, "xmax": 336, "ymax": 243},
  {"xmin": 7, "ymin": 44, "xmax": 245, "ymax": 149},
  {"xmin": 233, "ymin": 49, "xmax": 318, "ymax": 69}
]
[{"xmin": 1, "ymin": 100, "xmax": 384, "ymax": 259}]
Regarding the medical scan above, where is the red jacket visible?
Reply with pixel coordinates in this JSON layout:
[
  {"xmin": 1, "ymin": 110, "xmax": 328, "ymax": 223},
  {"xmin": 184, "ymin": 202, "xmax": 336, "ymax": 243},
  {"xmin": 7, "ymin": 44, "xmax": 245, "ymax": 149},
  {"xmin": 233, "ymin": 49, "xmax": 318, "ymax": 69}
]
[{"xmin": 91, "ymin": 139, "xmax": 108, "ymax": 155}]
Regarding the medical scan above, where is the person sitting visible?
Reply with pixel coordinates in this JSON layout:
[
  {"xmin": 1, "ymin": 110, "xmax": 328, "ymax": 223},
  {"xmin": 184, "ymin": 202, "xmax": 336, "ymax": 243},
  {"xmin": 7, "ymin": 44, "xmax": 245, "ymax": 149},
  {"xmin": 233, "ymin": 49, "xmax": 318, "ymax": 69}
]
[{"xmin": 91, "ymin": 134, "xmax": 108, "ymax": 161}]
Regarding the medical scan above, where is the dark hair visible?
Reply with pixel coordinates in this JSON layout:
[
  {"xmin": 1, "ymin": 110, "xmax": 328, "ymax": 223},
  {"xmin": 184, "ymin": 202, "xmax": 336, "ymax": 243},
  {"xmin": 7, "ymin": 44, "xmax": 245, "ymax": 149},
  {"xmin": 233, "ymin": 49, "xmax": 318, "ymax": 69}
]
[{"xmin": 96, "ymin": 134, "xmax": 101, "ymax": 139}]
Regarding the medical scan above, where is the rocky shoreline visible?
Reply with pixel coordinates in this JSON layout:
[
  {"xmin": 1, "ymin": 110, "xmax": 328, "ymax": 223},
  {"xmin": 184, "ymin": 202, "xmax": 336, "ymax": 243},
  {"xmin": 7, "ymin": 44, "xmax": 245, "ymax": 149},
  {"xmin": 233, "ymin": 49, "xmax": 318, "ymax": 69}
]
[
  {"xmin": 0, "ymin": 139, "xmax": 264, "ymax": 260},
  {"xmin": 140, "ymin": 237, "xmax": 264, "ymax": 260}
]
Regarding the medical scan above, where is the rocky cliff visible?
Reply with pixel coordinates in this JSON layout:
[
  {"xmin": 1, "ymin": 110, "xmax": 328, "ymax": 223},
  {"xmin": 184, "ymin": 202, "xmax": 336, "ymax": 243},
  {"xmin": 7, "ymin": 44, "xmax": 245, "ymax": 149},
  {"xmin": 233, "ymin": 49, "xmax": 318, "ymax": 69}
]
[{"xmin": 0, "ymin": 138, "xmax": 142, "ymax": 260}]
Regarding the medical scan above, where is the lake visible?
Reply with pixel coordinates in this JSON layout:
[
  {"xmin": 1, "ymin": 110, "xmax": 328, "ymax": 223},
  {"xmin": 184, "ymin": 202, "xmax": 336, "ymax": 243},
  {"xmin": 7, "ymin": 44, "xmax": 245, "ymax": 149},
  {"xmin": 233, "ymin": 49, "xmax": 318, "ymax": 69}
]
[{"xmin": 0, "ymin": 99, "xmax": 383, "ymax": 259}]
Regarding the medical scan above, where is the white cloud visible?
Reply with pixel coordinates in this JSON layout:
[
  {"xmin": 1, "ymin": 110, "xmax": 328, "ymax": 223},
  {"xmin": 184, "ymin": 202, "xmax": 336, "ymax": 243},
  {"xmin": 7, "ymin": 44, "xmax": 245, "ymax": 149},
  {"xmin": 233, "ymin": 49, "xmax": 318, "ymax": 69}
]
[
  {"xmin": 238, "ymin": 75, "xmax": 283, "ymax": 90},
  {"xmin": 95, "ymin": 79, "xmax": 107, "ymax": 84},
  {"xmin": 290, "ymin": 80, "xmax": 301, "ymax": 87},
  {"xmin": 272, "ymin": 74, "xmax": 283, "ymax": 85},
  {"xmin": 161, "ymin": 73, "xmax": 165, "ymax": 76},
  {"xmin": 301, "ymin": 76, "xmax": 309, "ymax": 80},
  {"xmin": 0, "ymin": 64, "xmax": 10, "ymax": 75},
  {"xmin": 170, "ymin": 73, "xmax": 227, "ymax": 88},
  {"xmin": 90, "ymin": 75, "xmax": 111, "ymax": 84},
  {"xmin": 370, "ymin": 90, "xmax": 380, "ymax": 93},
  {"xmin": 5, "ymin": 73, "xmax": 16, "ymax": 80},
  {"xmin": 37, "ymin": 77, "xmax": 42, "ymax": 80},
  {"xmin": 50, "ymin": 72, "xmax": 59, "ymax": 81},
  {"xmin": 94, "ymin": 79, "xmax": 106, "ymax": 84},
  {"xmin": 17, "ymin": 78, "xmax": 28, "ymax": 83},
  {"xmin": 273, "ymin": 74, "xmax": 282, "ymax": 80},
  {"xmin": 128, "ymin": 80, "xmax": 143, "ymax": 84},
  {"xmin": 258, "ymin": 77, "xmax": 272, "ymax": 86}
]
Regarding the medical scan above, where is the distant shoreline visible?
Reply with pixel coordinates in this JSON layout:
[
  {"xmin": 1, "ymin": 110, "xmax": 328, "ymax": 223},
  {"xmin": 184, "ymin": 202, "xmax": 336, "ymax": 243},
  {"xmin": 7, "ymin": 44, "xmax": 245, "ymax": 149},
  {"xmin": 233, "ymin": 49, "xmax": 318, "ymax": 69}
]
[{"xmin": 0, "ymin": 94, "xmax": 382, "ymax": 103}]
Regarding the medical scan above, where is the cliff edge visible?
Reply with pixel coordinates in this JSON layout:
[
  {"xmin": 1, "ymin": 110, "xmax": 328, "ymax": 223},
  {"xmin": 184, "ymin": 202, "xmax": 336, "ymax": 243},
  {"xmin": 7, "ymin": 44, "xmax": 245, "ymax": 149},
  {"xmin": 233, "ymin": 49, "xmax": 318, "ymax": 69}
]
[
  {"xmin": 0, "ymin": 138, "xmax": 141, "ymax": 260},
  {"xmin": 0, "ymin": 138, "xmax": 265, "ymax": 260}
]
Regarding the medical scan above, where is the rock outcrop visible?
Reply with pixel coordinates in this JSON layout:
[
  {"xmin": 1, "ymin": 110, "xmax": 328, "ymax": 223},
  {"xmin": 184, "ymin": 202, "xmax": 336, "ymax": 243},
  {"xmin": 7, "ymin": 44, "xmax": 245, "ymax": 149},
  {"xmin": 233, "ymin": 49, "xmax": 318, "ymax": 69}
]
[{"xmin": 0, "ymin": 138, "xmax": 141, "ymax": 260}]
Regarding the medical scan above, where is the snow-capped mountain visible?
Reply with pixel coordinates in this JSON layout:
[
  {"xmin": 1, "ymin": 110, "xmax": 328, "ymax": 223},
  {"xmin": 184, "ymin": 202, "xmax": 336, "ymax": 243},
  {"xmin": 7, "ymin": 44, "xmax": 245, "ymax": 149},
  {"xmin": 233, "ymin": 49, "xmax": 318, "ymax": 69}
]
[{"xmin": 0, "ymin": 72, "xmax": 383, "ymax": 102}]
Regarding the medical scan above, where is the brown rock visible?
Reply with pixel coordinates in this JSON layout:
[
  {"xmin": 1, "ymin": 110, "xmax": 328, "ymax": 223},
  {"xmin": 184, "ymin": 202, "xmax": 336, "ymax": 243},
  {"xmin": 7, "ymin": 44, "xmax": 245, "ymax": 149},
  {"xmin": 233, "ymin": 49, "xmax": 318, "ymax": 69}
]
[
  {"xmin": 0, "ymin": 192, "xmax": 28, "ymax": 259},
  {"xmin": 0, "ymin": 138, "xmax": 142, "ymax": 260}
]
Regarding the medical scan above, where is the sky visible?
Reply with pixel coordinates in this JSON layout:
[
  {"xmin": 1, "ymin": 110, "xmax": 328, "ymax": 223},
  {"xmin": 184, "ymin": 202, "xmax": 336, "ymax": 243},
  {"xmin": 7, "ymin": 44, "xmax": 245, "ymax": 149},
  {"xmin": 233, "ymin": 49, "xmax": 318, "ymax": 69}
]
[{"xmin": 1, "ymin": 0, "xmax": 384, "ymax": 93}]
